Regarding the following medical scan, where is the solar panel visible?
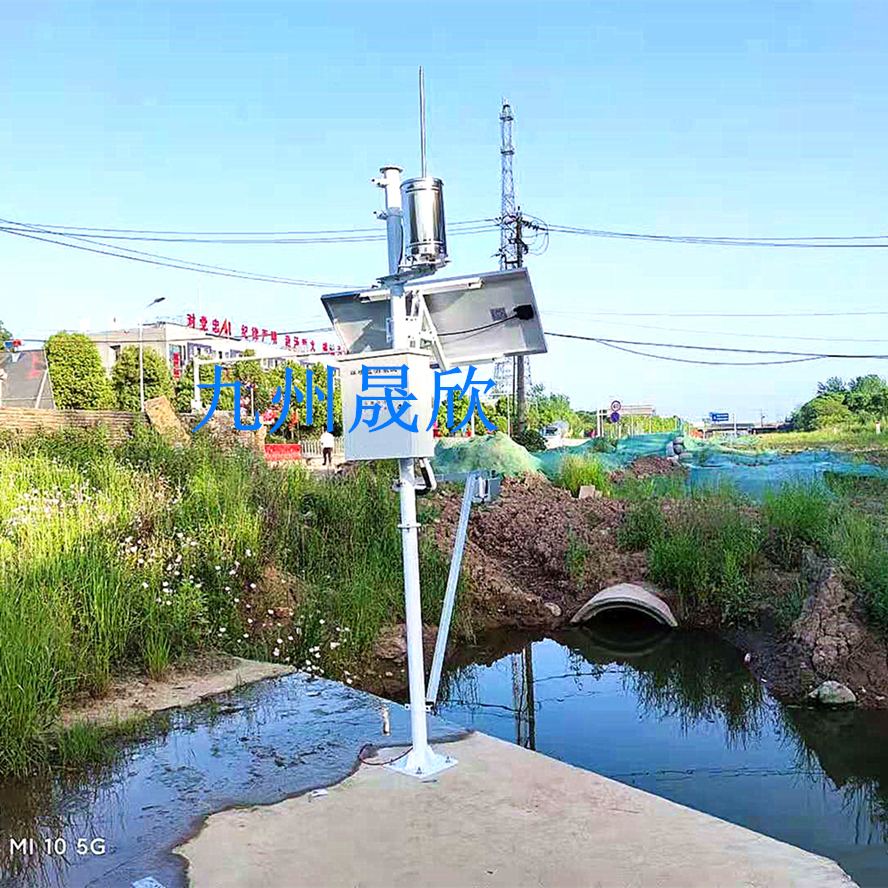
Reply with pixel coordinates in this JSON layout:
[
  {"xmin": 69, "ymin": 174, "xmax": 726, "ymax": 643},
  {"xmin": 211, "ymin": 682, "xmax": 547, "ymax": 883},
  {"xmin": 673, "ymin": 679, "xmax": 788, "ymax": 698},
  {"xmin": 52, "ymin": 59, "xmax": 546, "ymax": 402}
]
[{"xmin": 321, "ymin": 267, "xmax": 547, "ymax": 370}]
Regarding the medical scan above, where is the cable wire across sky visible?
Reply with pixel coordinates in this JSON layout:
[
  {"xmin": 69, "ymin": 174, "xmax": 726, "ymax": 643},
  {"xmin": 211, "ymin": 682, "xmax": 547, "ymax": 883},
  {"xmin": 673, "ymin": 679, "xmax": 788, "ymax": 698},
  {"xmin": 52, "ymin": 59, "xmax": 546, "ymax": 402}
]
[
  {"xmin": 547, "ymin": 331, "xmax": 888, "ymax": 367},
  {"xmin": 4, "ymin": 213, "xmax": 888, "ymax": 247},
  {"xmin": 0, "ymin": 224, "xmax": 363, "ymax": 289}
]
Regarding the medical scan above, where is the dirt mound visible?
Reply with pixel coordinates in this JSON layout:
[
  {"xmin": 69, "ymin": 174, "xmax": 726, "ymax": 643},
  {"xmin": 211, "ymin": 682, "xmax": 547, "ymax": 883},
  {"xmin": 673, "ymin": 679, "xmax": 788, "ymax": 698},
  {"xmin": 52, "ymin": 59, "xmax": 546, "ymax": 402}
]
[
  {"xmin": 428, "ymin": 474, "xmax": 648, "ymax": 630},
  {"xmin": 627, "ymin": 456, "xmax": 684, "ymax": 478}
]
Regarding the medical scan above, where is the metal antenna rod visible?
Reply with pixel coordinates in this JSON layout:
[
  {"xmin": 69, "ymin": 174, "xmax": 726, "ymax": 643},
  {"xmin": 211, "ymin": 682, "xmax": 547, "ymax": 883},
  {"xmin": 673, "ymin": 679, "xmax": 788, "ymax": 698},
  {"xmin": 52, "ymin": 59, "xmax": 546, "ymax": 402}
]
[{"xmin": 419, "ymin": 66, "xmax": 427, "ymax": 177}]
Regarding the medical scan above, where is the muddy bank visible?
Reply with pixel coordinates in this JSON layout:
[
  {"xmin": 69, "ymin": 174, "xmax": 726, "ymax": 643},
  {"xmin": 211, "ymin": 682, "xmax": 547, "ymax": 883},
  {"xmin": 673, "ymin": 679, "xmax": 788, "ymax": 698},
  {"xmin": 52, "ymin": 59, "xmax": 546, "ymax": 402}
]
[
  {"xmin": 364, "ymin": 465, "xmax": 888, "ymax": 709},
  {"xmin": 62, "ymin": 655, "xmax": 294, "ymax": 727},
  {"xmin": 727, "ymin": 552, "xmax": 888, "ymax": 709}
]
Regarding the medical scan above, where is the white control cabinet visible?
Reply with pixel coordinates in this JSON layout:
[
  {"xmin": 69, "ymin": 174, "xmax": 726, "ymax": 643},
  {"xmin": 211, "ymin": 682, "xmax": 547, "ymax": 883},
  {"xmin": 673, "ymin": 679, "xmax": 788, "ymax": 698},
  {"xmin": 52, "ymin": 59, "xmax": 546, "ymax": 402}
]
[{"xmin": 339, "ymin": 348, "xmax": 435, "ymax": 461}]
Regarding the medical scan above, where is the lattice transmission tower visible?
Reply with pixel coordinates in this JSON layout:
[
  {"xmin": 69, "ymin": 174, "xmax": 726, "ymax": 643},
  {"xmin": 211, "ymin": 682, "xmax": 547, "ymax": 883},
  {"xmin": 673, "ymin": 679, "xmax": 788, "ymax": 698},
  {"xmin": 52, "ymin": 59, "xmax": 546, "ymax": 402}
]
[{"xmin": 493, "ymin": 100, "xmax": 532, "ymax": 419}]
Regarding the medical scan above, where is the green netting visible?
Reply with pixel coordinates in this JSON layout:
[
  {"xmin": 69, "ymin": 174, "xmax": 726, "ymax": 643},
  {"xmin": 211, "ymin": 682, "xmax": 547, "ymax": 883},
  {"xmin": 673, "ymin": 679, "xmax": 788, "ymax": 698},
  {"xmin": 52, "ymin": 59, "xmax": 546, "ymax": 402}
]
[
  {"xmin": 431, "ymin": 428, "xmax": 888, "ymax": 501},
  {"xmin": 534, "ymin": 431, "xmax": 682, "ymax": 478},
  {"xmin": 679, "ymin": 437, "xmax": 888, "ymax": 499},
  {"xmin": 431, "ymin": 432, "xmax": 544, "ymax": 477},
  {"xmin": 431, "ymin": 429, "xmax": 683, "ymax": 479}
]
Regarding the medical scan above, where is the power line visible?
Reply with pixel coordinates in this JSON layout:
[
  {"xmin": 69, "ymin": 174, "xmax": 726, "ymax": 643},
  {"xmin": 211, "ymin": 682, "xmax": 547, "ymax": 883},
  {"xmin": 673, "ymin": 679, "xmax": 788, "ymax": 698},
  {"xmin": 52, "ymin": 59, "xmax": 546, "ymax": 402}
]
[
  {"xmin": 0, "ymin": 224, "xmax": 499, "ymax": 245},
  {"xmin": 0, "ymin": 226, "xmax": 361, "ymax": 289},
  {"xmin": 593, "ymin": 339, "xmax": 824, "ymax": 366},
  {"xmin": 546, "ymin": 223, "xmax": 888, "ymax": 248},
  {"xmin": 547, "ymin": 330, "xmax": 888, "ymax": 360},
  {"xmin": 7, "ymin": 212, "xmax": 888, "ymax": 249},
  {"xmin": 542, "ymin": 311, "xmax": 888, "ymax": 343},
  {"xmin": 0, "ymin": 216, "xmax": 495, "ymax": 239},
  {"xmin": 546, "ymin": 308, "xmax": 888, "ymax": 318}
]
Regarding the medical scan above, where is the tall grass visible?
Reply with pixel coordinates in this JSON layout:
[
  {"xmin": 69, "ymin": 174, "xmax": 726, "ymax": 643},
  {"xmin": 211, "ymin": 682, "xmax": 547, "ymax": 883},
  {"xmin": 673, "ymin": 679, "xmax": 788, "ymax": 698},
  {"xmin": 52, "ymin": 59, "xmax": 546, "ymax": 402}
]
[
  {"xmin": 553, "ymin": 454, "xmax": 613, "ymax": 497},
  {"xmin": 823, "ymin": 471, "xmax": 888, "ymax": 500},
  {"xmin": 648, "ymin": 497, "xmax": 760, "ymax": 622},
  {"xmin": 617, "ymin": 498, "xmax": 666, "ymax": 551},
  {"xmin": 762, "ymin": 481, "xmax": 835, "ymax": 568},
  {"xmin": 612, "ymin": 474, "xmax": 688, "ymax": 502},
  {"xmin": 736, "ymin": 428, "xmax": 888, "ymax": 453},
  {"xmin": 833, "ymin": 511, "xmax": 888, "ymax": 629},
  {"xmin": 0, "ymin": 427, "xmax": 456, "ymax": 777},
  {"xmin": 564, "ymin": 531, "xmax": 589, "ymax": 583}
]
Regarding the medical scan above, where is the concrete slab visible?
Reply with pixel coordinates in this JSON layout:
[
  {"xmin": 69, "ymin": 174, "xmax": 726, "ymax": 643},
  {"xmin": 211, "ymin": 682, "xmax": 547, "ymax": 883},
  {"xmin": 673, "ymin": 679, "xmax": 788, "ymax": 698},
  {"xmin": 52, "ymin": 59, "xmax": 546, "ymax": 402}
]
[{"xmin": 178, "ymin": 731, "xmax": 855, "ymax": 888}]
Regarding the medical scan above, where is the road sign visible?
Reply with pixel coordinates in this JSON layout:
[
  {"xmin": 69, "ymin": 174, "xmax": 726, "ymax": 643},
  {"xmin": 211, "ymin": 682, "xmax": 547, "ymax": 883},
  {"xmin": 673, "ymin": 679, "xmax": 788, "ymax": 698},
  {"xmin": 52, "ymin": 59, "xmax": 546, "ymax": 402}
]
[
  {"xmin": 709, "ymin": 412, "xmax": 729, "ymax": 422},
  {"xmin": 610, "ymin": 399, "xmax": 622, "ymax": 412},
  {"xmin": 610, "ymin": 411, "xmax": 621, "ymax": 423}
]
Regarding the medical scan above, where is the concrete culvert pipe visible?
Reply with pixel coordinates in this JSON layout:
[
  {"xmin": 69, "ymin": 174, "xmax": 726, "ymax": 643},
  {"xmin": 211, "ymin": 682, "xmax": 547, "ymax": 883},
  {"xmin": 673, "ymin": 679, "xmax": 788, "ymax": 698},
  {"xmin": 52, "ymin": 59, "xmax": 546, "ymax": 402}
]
[{"xmin": 571, "ymin": 584, "xmax": 678, "ymax": 628}]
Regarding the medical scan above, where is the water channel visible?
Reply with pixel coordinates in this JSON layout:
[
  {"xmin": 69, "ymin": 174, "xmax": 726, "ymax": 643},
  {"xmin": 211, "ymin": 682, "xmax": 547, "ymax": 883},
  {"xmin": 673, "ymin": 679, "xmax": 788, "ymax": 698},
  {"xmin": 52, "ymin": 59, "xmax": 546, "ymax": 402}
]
[
  {"xmin": 2, "ymin": 615, "xmax": 887, "ymax": 887},
  {"xmin": 429, "ymin": 614, "xmax": 888, "ymax": 888}
]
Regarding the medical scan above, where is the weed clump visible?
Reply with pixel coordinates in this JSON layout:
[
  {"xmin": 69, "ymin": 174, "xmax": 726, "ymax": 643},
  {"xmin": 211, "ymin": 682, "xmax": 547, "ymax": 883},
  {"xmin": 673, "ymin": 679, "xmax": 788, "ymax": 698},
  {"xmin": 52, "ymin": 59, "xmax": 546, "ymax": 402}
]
[
  {"xmin": 564, "ymin": 531, "xmax": 590, "ymax": 583},
  {"xmin": 833, "ymin": 511, "xmax": 888, "ymax": 629},
  {"xmin": 617, "ymin": 499, "xmax": 666, "ymax": 551},
  {"xmin": 762, "ymin": 481, "xmax": 835, "ymax": 568},
  {"xmin": 649, "ymin": 498, "xmax": 760, "ymax": 622},
  {"xmin": 554, "ymin": 454, "xmax": 613, "ymax": 497}
]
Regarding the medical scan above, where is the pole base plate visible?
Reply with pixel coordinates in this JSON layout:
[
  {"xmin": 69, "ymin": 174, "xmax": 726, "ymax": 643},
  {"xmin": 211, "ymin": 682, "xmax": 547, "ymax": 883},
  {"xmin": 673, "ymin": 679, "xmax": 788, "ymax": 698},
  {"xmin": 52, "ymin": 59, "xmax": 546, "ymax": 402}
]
[{"xmin": 385, "ymin": 745, "xmax": 457, "ymax": 780}]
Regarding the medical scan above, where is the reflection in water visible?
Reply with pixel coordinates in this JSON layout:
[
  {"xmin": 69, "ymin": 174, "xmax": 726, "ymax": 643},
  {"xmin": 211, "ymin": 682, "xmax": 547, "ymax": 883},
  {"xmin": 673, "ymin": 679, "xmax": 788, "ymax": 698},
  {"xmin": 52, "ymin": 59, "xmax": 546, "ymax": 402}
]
[
  {"xmin": 779, "ymin": 706, "xmax": 888, "ymax": 847},
  {"xmin": 434, "ymin": 617, "xmax": 888, "ymax": 888},
  {"xmin": 510, "ymin": 646, "xmax": 536, "ymax": 750},
  {"xmin": 567, "ymin": 613, "xmax": 766, "ymax": 746}
]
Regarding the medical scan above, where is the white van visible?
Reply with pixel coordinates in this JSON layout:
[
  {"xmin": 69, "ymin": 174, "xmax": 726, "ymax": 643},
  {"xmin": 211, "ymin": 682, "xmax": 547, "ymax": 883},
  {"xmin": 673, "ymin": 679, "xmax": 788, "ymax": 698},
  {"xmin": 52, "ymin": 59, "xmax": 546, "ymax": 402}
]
[{"xmin": 540, "ymin": 421, "xmax": 569, "ymax": 448}]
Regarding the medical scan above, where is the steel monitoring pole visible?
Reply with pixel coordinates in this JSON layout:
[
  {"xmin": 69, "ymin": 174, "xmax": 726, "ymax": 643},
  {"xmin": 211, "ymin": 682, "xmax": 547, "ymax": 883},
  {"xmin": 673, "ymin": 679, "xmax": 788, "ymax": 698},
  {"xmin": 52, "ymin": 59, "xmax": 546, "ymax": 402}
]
[{"xmin": 375, "ymin": 161, "xmax": 453, "ymax": 778}]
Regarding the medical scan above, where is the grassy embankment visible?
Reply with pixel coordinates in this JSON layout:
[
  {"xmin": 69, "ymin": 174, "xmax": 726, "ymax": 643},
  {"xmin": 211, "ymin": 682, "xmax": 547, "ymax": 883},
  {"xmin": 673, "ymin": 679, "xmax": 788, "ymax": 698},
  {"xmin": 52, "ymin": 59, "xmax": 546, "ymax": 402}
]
[
  {"xmin": 0, "ymin": 427, "xmax": 466, "ymax": 778},
  {"xmin": 550, "ymin": 450, "xmax": 888, "ymax": 630},
  {"xmin": 735, "ymin": 428, "xmax": 888, "ymax": 456}
]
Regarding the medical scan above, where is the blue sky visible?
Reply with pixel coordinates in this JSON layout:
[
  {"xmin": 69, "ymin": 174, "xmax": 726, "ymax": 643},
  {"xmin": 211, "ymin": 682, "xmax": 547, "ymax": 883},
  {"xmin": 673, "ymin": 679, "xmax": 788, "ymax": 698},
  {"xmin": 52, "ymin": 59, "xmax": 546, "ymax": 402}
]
[{"xmin": 2, "ymin": 1, "xmax": 887, "ymax": 421}]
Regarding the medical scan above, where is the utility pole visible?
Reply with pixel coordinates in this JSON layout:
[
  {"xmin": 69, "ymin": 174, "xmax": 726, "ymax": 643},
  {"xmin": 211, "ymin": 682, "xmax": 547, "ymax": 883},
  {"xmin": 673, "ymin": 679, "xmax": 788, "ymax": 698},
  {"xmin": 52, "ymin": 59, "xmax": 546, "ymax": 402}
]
[
  {"xmin": 500, "ymin": 100, "xmax": 517, "ymax": 431},
  {"xmin": 498, "ymin": 100, "xmax": 535, "ymax": 434},
  {"xmin": 514, "ymin": 211, "xmax": 526, "ymax": 435}
]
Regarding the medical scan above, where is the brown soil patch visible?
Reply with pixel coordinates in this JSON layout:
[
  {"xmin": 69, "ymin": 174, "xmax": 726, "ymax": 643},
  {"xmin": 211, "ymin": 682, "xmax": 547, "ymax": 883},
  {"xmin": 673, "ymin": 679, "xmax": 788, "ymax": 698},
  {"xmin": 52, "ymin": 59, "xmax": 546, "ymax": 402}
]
[
  {"xmin": 426, "ymin": 473, "xmax": 650, "ymax": 632},
  {"xmin": 61, "ymin": 654, "xmax": 294, "ymax": 728},
  {"xmin": 613, "ymin": 455, "xmax": 686, "ymax": 483}
]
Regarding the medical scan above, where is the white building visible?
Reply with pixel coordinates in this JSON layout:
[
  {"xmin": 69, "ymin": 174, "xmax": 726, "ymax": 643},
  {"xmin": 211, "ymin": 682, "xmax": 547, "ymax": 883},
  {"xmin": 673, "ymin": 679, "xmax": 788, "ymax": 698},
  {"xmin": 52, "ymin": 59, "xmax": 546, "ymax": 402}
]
[{"xmin": 87, "ymin": 315, "xmax": 343, "ymax": 382}]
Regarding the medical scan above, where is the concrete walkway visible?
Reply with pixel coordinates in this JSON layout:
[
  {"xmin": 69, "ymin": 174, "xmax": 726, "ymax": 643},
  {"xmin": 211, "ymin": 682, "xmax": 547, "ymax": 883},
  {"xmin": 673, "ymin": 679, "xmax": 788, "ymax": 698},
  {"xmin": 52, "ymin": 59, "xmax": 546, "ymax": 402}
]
[{"xmin": 179, "ymin": 731, "xmax": 856, "ymax": 888}]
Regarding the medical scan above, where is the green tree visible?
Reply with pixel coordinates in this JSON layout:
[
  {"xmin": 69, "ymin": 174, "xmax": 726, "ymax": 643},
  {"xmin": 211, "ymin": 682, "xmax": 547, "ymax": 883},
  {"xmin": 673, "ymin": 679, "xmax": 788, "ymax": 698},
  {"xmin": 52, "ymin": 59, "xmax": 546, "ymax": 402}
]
[
  {"xmin": 45, "ymin": 332, "xmax": 115, "ymax": 409},
  {"xmin": 481, "ymin": 397, "xmax": 510, "ymax": 434},
  {"xmin": 111, "ymin": 345, "xmax": 173, "ymax": 411},
  {"xmin": 845, "ymin": 375, "xmax": 888, "ymax": 420},
  {"xmin": 791, "ymin": 374, "xmax": 888, "ymax": 430},
  {"xmin": 0, "ymin": 320, "xmax": 11, "ymax": 343},
  {"xmin": 173, "ymin": 360, "xmax": 236, "ymax": 413},
  {"xmin": 817, "ymin": 376, "xmax": 847, "ymax": 395},
  {"xmin": 792, "ymin": 393, "xmax": 853, "ymax": 431},
  {"xmin": 435, "ymin": 387, "xmax": 471, "ymax": 434},
  {"xmin": 512, "ymin": 428, "xmax": 546, "ymax": 451},
  {"xmin": 525, "ymin": 384, "xmax": 581, "ymax": 435},
  {"xmin": 267, "ymin": 361, "xmax": 343, "ymax": 437}
]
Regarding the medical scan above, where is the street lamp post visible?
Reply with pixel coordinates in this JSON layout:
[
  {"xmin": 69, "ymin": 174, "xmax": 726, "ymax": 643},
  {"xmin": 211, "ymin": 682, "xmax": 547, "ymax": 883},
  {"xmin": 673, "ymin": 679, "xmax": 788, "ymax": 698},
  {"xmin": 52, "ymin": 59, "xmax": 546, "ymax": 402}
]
[{"xmin": 139, "ymin": 297, "xmax": 166, "ymax": 411}]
